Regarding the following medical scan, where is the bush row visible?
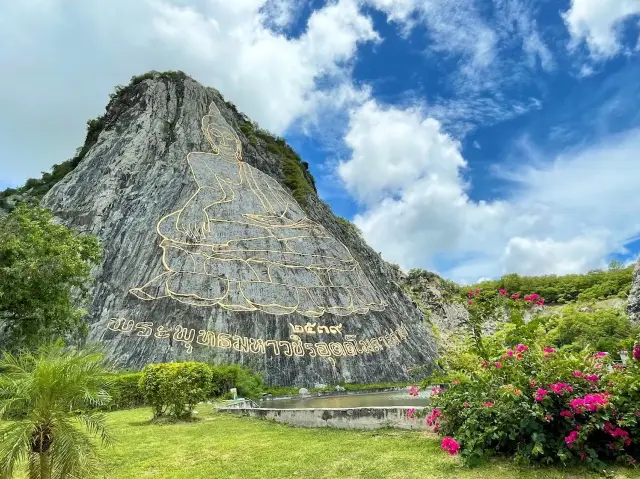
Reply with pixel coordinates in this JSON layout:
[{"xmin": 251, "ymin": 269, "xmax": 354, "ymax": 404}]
[{"xmin": 103, "ymin": 363, "xmax": 264, "ymax": 415}]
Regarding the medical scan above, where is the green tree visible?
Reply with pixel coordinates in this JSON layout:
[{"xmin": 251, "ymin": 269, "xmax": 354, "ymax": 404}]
[
  {"xmin": 0, "ymin": 344, "xmax": 113, "ymax": 479},
  {"xmin": 0, "ymin": 205, "xmax": 101, "ymax": 351},
  {"xmin": 608, "ymin": 259, "xmax": 624, "ymax": 271}
]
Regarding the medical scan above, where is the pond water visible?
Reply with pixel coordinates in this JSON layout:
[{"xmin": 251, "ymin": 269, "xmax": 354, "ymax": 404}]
[{"xmin": 258, "ymin": 389, "xmax": 431, "ymax": 409}]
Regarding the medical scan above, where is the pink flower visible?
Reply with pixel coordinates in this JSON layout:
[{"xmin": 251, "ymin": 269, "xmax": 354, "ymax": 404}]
[
  {"xmin": 506, "ymin": 349, "xmax": 514, "ymax": 358},
  {"xmin": 441, "ymin": 437, "xmax": 460, "ymax": 455},
  {"xmin": 495, "ymin": 362, "xmax": 503, "ymax": 369},
  {"xmin": 545, "ymin": 414, "xmax": 552, "ymax": 422},
  {"xmin": 565, "ymin": 430, "xmax": 579, "ymax": 448},
  {"xmin": 482, "ymin": 401, "xmax": 494, "ymax": 407},
  {"xmin": 463, "ymin": 402, "xmax": 469, "ymax": 408},
  {"xmin": 426, "ymin": 408, "xmax": 442, "ymax": 426},
  {"xmin": 595, "ymin": 351, "xmax": 609, "ymax": 359},
  {"xmin": 499, "ymin": 288, "xmax": 507, "ymax": 295},
  {"xmin": 535, "ymin": 388, "xmax": 548, "ymax": 402},
  {"xmin": 408, "ymin": 385, "xmax": 420, "ymax": 397},
  {"xmin": 529, "ymin": 380, "xmax": 536, "ymax": 388},
  {"xmin": 475, "ymin": 289, "xmax": 480, "ymax": 294},
  {"xmin": 407, "ymin": 408, "xmax": 416, "ymax": 419},
  {"xmin": 583, "ymin": 374, "xmax": 599, "ymax": 384},
  {"xmin": 516, "ymin": 344, "xmax": 529, "ymax": 353},
  {"xmin": 543, "ymin": 347, "xmax": 556, "ymax": 353},
  {"xmin": 570, "ymin": 393, "xmax": 609, "ymax": 414},
  {"xmin": 633, "ymin": 344, "xmax": 640, "ymax": 361},
  {"xmin": 549, "ymin": 382, "xmax": 574, "ymax": 395},
  {"xmin": 560, "ymin": 410, "xmax": 574, "ymax": 418},
  {"xmin": 511, "ymin": 293, "xmax": 519, "ymax": 299},
  {"xmin": 467, "ymin": 300, "xmax": 473, "ymax": 305},
  {"xmin": 573, "ymin": 371, "xmax": 583, "ymax": 378},
  {"xmin": 431, "ymin": 387, "xmax": 443, "ymax": 396},
  {"xmin": 516, "ymin": 353, "xmax": 524, "ymax": 360},
  {"xmin": 613, "ymin": 364, "xmax": 625, "ymax": 370}
]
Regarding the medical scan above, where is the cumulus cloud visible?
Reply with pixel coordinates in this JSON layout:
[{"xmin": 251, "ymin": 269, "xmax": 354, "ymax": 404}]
[
  {"xmin": 0, "ymin": 0, "xmax": 378, "ymax": 184},
  {"xmin": 338, "ymin": 100, "xmax": 640, "ymax": 282},
  {"xmin": 563, "ymin": 0, "xmax": 640, "ymax": 59}
]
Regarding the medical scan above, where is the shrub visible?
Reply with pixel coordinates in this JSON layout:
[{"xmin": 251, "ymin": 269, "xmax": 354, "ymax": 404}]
[
  {"xmin": 412, "ymin": 344, "xmax": 640, "ymax": 469},
  {"xmin": 104, "ymin": 372, "xmax": 145, "ymax": 410},
  {"xmin": 210, "ymin": 365, "xmax": 264, "ymax": 400},
  {"xmin": 139, "ymin": 362, "xmax": 212, "ymax": 419}
]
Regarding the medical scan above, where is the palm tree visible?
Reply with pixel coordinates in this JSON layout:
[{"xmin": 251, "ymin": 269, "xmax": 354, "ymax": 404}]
[{"xmin": 0, "ymin": 343, "xmax": 113, "ymax": 479}]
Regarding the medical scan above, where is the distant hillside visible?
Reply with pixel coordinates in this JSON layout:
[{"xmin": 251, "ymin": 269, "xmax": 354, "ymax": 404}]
[{"xmin": 462, "ymin": 266, "xmax": 633, "ymax": 305}]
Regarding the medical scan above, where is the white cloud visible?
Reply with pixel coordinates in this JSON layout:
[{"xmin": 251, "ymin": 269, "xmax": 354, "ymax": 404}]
[
  {"xmin": 338, "ymin": 100, "xmax": 640, "ymax": 282},
  {"xmin": 563, "ymin": 0, "xmax": 640, "ymax": 59},
  {"xmin": 0, "ymin": 0, "xmax": 378, "ymax": 184}
]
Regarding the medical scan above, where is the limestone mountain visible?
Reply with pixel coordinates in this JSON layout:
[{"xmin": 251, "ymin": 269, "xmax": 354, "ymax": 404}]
[{"xmin": 36, "ymin": 71, "xmax": 438, "ymax": 386}]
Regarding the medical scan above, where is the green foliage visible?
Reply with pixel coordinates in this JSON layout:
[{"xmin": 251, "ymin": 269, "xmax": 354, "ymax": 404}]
[
  {"xmin": 421, "ymin": 346, "xmax": 640, "ymax": 469},
  {"xmin": 544, "ymin": 307, "xmax": 640, "ymax": 356},
  {"xmin": 103, "ymin": 373, "xmax": 145, "ymax": 411},
  {"xmin": 469, "ymin": 267, "xmax": 633, "ymax": 305},
  {"xmin": 139, "ymin": 362, "xmax": 213, "ymax": 420},
  {"xmin": 0, "ymin": 204, "xmax": 102, "ymax": 352},
  {"xmin": 210, "ymin": 364, "xmax": 264, "ymax": 400},
  {"xmin": 0, "ymin": 344, "xmax": 113, "ymax": 479},
  {"xmin": 233, "ymin": 116, "xmax": 317, "ymax": 205}
]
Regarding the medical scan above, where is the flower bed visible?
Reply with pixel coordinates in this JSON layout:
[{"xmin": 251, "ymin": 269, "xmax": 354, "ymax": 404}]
[{"xmin": 408, "ymin": 343, "xmax": 640, "ymax": 469}]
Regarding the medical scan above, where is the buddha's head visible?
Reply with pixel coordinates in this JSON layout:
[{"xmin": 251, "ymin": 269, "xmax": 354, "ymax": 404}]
[{"xmin": 202, "ymin": 102, "xmax": 242, "ymax": 162}]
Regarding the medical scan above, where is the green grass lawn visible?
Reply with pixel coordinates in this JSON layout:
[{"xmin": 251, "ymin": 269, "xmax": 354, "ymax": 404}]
[{"xmin": 87, "ymin": 404, "xmax": 640, "ymax": 479}]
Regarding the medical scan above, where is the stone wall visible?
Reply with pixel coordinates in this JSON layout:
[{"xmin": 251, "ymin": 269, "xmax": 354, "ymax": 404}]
[{"xmin": 218, "ymin": 406, "xmax": 429, "ymax": 430}]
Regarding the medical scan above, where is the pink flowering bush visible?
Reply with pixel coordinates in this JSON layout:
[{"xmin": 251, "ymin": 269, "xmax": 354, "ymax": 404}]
[{"xmin": 414, "ymin": 343, "xmax": 640, "ymax": 468}]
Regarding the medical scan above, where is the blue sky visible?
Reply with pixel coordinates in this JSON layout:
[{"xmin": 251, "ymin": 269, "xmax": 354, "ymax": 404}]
[{"xmin": 1, "ymin": 0, "xmax": 640, "ymax": 283}]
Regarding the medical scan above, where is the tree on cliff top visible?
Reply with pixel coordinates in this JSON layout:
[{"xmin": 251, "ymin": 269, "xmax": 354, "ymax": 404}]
[{"xmin": 0, "ymin": 204, "xmax": 101, "ymax": 351}]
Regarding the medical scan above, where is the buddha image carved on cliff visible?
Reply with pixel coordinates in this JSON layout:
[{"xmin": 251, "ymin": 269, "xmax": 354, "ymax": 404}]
[{"xmin": 130, "ymin": 101, "xmax": 387, "ymax": 317}]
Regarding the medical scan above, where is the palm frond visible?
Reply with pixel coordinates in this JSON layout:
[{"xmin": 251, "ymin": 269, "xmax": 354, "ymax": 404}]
[{"xmin": 0, "ymin": 420, "xmax": 32, "ymax": 478}]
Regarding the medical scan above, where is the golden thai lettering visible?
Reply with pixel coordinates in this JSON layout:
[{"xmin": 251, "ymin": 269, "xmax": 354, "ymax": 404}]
[
  {"xmin": 304, "ymin": 322, "xmax": 317, "ymax": 334},
  {"xmin": 279, "ymin": 341, "xmax": 293, "ymax": 357},
  {"xmin": 105, "ymin": 318, "xmax": 412, "ymax": 358},
  {"xmin": 135, "ymin": 322, "xmax": 153, "ymax": 337},
  {"xmin": 218, "ymin": 333, "xmax": 232, "ymax": 349},
  {"xmin": 290, "ymin": 323, "xmax": 305, "ymax": 334},
  {"xmin": 155, "ymin": 326, "xmax": 172, "ymax": 339},
  {"xmin": 233, "ymin": 335, "xmax": 250, "ymax": 353},
  {"xmin": 265, "ymin": 340, "xmax": 280, "ymax": 355},
  {"xmin": 315, "ymin": 342, "xmax": 330, "ymax": 357},
  {"xmin": 173, "ymin": 325, "xmax": 196, "ymax": 353},
  {"xmin": 291, "ymin": 340, "xmax": 304, "ymax": 357},
  {"xmin": 328, "ymin": 324, "xmax": 343, "ymax": 335},
  {"xmin": 249, "ymin": 338, "xmax": 265, "ymax": 354},
  {"xmin": 329, "ymin": 342, "xmax": 345, "ymax": 356}
]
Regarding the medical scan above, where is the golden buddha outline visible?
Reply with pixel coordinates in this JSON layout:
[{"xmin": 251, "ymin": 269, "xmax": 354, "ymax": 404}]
[{"xmin": 130, "ymin": 101, "xmax": 387, "ymax": 318}]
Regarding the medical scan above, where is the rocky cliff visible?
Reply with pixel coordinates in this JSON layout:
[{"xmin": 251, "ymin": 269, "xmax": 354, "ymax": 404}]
[
  {"xmin": 628, "ymin": 258, "xmax": 640, "ymax": 322},
  {"xmin": 40, "ymin": 71, "xmax": 438, "ymax": 386}
]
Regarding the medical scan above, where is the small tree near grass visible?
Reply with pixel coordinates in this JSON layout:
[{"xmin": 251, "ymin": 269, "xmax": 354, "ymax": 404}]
[
  {"xmin": 0, "ymin": 344, "xmax": 113, "ymax": 479},
  {"xmin": 139, "ymin": 362, "xmax": 212, "ymax": 420}
]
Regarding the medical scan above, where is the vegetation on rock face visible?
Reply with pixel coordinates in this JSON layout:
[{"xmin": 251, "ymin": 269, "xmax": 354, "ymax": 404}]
[
  {"xmin": 0, "ymin": 204, "xmax": 101, "ymax": 352},
  {"xmin": 229, "ymin": 102, "xmax": 317, "ymax": 205},
  {"xmin": 0, "ymin": 344, "xmax": 113, "ymax": 479}
]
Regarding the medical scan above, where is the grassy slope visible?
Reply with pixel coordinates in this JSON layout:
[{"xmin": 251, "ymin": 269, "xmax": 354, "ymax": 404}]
[{"xmin": 83, "ymin": 404, "xmax": 637, "ymax": 479}]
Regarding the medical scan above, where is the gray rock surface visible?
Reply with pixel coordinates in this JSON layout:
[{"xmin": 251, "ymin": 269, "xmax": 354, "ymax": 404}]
[
  {"xmin": 628, "ymin": 258, "xmax": 640, "ymax": 322},
  {"xmin": 41, "ymin": 73, "xmax": 438, "ymax": 386}
]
